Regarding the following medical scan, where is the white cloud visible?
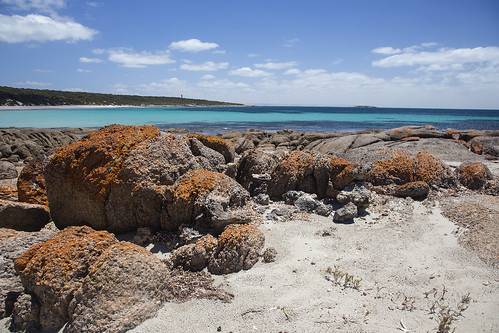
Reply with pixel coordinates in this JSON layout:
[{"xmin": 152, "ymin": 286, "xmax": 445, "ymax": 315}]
[
  {"xmin": 284, "ymin": 68, "xmax": 300, "ymax": 75},
  {"xmin": 229, "ymin": 67, "xmax": 272, "ymax": 77},
  {"xmin": 372, "ymin": 46, "xmax": 499, "ymax": 68},
  {"xmin": 169, "ymin": 39, "xmax": 219, "ymax": 53},
  {"xmin": 372, "ymin": 46, "xmax": 401, "ymax": 55},
  {"xmin": 213, "ymin": 50, "xmax": 226, "ymax": 55},
  {"xmin": 248, "ymin": 53, "xmax": 260, "ymax": 58},
  {"xmin": 101, "ymin": 48, "xmax": 175, "ymax": 68},
  {"xmin": 201, "ymin": 74, "xmax": 215, "ymax": 80},
  {"xmin": 180, "ymin": 61, "xmax": 228, "ymax": 71},
  {"xmin": 254, "ymin": 61, "xmax": 298, "ymax": 69},
  {"xmin": 77, "ymin": 68, "xmax": 91, "ymax": 72},
  {"xmin": 0, "ymin": 14, "xmax": 98, "ymax": 43},
  {"xmin": 79, "ymin": 56, "xmax": 103, "ymax": 63},
  {"xmin": 2, "ymin": 0, "xmax": 65, "ymax": 13},
  {"xmin": 283, "ymin": 38, "xmax": 299, "ymax": 48},
  {"xmin": 197, "ymin": 79, "xmax": 250, "ymax": 90}
]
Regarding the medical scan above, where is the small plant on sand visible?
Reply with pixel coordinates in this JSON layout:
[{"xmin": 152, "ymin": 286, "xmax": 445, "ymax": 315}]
[
  {"xmin": 425, "ymin": 285, "xmax": 472, "ymax": 333},
  {"xmin": 325, "ymin": 265, "xmax": 362, "ymax": 290}
]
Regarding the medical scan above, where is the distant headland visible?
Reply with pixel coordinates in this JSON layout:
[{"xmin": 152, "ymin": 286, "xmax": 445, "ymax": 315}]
[{"xmin": 0, "ymin": 86, "xmax": 242, "ymax": 107}]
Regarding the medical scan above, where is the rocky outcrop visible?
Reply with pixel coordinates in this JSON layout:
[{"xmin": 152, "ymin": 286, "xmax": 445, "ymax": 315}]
[
  {"xmin": 282, "ymin": 190, "xmax": 333, "ymax": 216},
  {"xmin": 166, "ymin": 170, "xmax": 251, "ymax": 230},
  {"xmin": 17, "ymin": 157, "xmax": 48, "ymax": 206},
  {"xmin": 457, "ymin": 162, "xmax": 492, "ymax": 190},
  {"xmin": 44, "ymin": 125, "xmax": 234, "ymax": 233},
  {"xmin": 170, "ymin": 234, "xmax": 218, "ymax": 272},
  {"xmin": 0, "ymin": 128, "xmax": 80, "ymax": 163},
  {"xmin": 236, "ymin": 149, "xmax": 279, "ymax": 195},
  {"xmin": 208, "ymin": 224, "xmax": 265, "ymax": 274},
  {"xmin": 268, "ymin": 151, "xmax": 361, "ymax": 200},
  {"xmin": 14, "ymin": 226, "xmax": 118, "ymax": 331},
  {"xmin": 0, "ymin": 200, "xmax": 50, "ymax": 231},
  {"xmin": 468, "ymin": 136, "xmax": 499, "ymax": 156},
  {"xmin": 187, "ymin": 133, "xmax": 235, "ymax": 163},
  {"xmin": 0, "ymin": 161, "xmax": 17, "ymax": 179},
  {"xmin": 66, "ymin": 242, "xmax": 172, "ymax": 333}
]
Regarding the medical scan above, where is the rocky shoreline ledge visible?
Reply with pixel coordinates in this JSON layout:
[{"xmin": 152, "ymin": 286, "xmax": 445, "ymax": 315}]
[{"xmin": 1, "ymin": 125, "xmax": 498, "ymax": 332}]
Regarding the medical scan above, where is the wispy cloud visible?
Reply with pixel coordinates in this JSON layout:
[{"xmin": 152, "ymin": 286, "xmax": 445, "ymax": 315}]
[
  {"xmin": 34, "ymin": 68, "xmax": 53, "ymax": 72},
  {"xmin": 79, "ymin": 56, "xmax": 103, "ymax": 63},
  {"xmin": 229, "ymin": 67, "xmax": 272, "ymax": 77},
  {"xmin": 371, "ymin": 46, "xmax": 401, "ymax": 55},
  {"xmin": 12, "ymin": 80, "xmax": 51, "ymax": 86},
  {"xmin": 283, "ymin": 38, "xmax": 299, "ymax": 48},
  {"xmin": 98, "ymin": 48, "xmax": 175, "ymax": 68},
  {"xmin": 0, "ymin": 13, "xmax": 98, "ymax": 43},
  {"xmin": 180, "ymin": 61, "xmax": 228, "ymax": 71},
  {"xmin": 2, "ymin": 0, "xmax": 66, "ymax": 14},
  {"xmin": 254, "ymin": 61, "xmax": 298, "ymax": 70},
  {"xmin": 169, "ymin": 39, "xmax": 219, "ymax": 53}
]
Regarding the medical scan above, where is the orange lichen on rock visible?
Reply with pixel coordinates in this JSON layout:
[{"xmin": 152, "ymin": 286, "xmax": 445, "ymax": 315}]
[
  {"xmin": 458, "ymin": 162, "xmax": 490, "ymax": 190},
  {"xmin": 195, "ymin": 234, "xmax": 218, "ymax": 253},
  {"xmin": 327, "ymin": 156, "xmax": 360, "ymax": 189},
  {"xmin": 401, "ymin": 136, "xmax": 420, "ymax": 141},
  {"xmin": 173, "ymin": 169, "xmax": 228, "ymax": 204},
  {"xmin": 468, "ymin": 139, "xmax": 483, "ymax": 154},
  {"xmin": 14, "ymin": 226, "xmax": 118, "ymax": 330},
  {"xmin": 369, "ymin": 151, "xmax": 415, "ymax": 185},
  {"xmin": 0, "ymin": 186, "xmax": 17, "ymax": 201},
  {"xmin": 50, "ymin": 125, "xmax": 159, "ymax": 197},
  {"xmin": 216, "ymin": 224, "xmax": 264, "ymax": 252},
  {"xmin": 414, "ymin": 151, "xmax": 445, "ymax": 183},
  {"xmin": 17, "ymin": 158, "xmax": 48, "ymax": 206},
  {"xmin": 271, "ymin": 151, "xmax": 315, "ymax": 180}
]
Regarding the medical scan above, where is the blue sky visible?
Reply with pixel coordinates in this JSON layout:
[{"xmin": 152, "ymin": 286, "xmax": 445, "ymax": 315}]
[{"xmin": 1, "ymin": 0, "xmax": 498, "ymax": 108}]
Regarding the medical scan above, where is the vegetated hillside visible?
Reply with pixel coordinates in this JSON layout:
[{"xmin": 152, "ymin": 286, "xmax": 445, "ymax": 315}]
[{"xmin": 0, "ymin": 86, "xmax": 241, "ymax": 107}]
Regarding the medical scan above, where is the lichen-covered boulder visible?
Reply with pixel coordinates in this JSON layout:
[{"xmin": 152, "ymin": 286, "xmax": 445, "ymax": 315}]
[
  {"xmin": 17, "ymin": 157, "xmax": 48, "ymax": 206},
  {"xmin": 368, "ymin": 150, "xmax": 453, "ymax": 188},
  {"xmin": 268, "ymin": 151, "xmax": 360, "ymax": 200},
  {"xmin": 44, "ymin": 125, "xmax": 230, "ymax": 233},
  {"xmin": 236, "ymin": 149, "xmax": 279, "ymax": 195},
  {"xmin": 167, "ymin": 170, "xmax": 251, "ymax": 230},
  {"xmin": 468, "ymin": 136, "xmax": 499, "ymax": 156},
  {"xmin": 457, "ymin": 162, "xmax": 492, "ymax": 190},
  {"xmin": 0, "ymin": 200, "xmax": 50, "ymax": 231},
  {"xmin": 208, "ymin": 224, "xmax": 265, "ymax": 274},
  {"xmin": 0, "ymin": 185, "xmax": 17, "ymax": 201},
  {"xmin": 14, "ymin": 226, "xmax": 118, "ymax": 331},
  {"xmin": 394, "ymin": 181, "xmax": 430, "ymax": 198},
  {"xmin": 66, "ymin": 242, "xmax": 172, "ymax": 333},
  {"xmin": 170, "ymin": 234, "xmax": 218, "ymax": 271},
  {"xmin": 187, "ymin": 133, "xmax": 235, "ymax": 163}
]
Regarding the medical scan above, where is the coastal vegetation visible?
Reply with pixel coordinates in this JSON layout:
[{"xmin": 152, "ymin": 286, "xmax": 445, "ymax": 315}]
[{"xmin": 0, "ymin": 86, "xmax": 241, "ymax": 107}]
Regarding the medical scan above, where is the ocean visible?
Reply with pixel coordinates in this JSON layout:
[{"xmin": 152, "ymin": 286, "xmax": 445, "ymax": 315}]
[{"xmin": 1, "ymin": 106, "xmax": 498, "ymax": 134}]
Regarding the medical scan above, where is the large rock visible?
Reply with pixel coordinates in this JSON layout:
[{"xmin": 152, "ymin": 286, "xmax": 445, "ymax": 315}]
[
  {"xmin": 166, "ymin": 170, "xmax": 251, "ymax": 230},
  {"xmin": 14, "ymin": 226, "xmax": 118, "ymax": 331},
  {"xmin": 468, "ymin": 136, "xmax": 499, "ymax": 156},
  {"xmin": 333, "ymin": 202, "xmax": 358, "ymax": 223},
  {"xmin": 208, "ymin": 224, "xmax": 265, "ymax": 274},
  {"xmin": 268, "ymin": 151, "xmax": 361, "ymax": 199},
  {"xmin": 236, "ymin": 149, "xmax": 279, "ymax": 195},
  {"xmin": 170, "ymin": 234, "xmax": 218, "ymax": 272},
  {"xmin": 66, "ymin": 242, "xmax": 172, "ymax": 333},
  {"xmin": 457, "ymin": 162, "xmax": 493, "ymax": 190},
  {"xmin": 187, "ymin": 133, "xmax": 235, "ymax": 163},
  {"xmin": 44, "ymin": 125, "xmax": 232, "ymax": 233},
  {"xmin": 0, "ymin": 161, "xmax": 18, "ymax": 179},
  {"xmin": 394, "ymin": 181, "xmax": 430, "ymax": 198},
  {"xmin": 0, "ymin": 200, "xmax": 50, "ymax": 231},
  {"xmin": 17, "ymin": 157, "xmax": 48, "ymax": 206}
]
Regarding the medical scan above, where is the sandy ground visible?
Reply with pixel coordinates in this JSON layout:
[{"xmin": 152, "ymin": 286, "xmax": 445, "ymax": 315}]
[{"xmin": 130, "ymin": 194, "xmax": 499, "ymax": 333}]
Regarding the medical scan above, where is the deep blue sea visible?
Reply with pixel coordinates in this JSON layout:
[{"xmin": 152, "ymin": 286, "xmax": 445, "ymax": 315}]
[{"xmin": 1, "ymin": 106, "xmax": 498, "ymax": 134}]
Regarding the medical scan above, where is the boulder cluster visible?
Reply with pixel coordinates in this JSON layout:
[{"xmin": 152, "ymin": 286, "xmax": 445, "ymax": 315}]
[{"xmin": 0, "ymin": 124, "xmax": 497, "ymax": 332}]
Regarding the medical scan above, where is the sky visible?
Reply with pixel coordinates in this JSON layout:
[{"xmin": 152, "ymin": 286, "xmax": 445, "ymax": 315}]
[{"xmin": 0, "ymin": 0, "xmax": 498, "ymax": 108}]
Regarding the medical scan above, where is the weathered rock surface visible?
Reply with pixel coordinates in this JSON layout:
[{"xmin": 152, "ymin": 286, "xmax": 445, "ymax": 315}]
[
  {"xmin": 187, "ymin": 133, "xmax": 235, "ymax": 163},
  {"xmin": 0, "ymin": 199, "xmax": 50, "ymax": 231},
  {"xmin": 333, "ymin": 202, "xmax": 358, "ymax": 223},
  {"xmin": 14, "ymin": 226, "xmax": 118, "ymax": 331},
  {"xmin": 336, "ymin": 183, "xmax": 371, "ymax": 211},
  {"xmin": 17, "ymin": 157, "xmax": 48, "ymax": 205},
  {"xmin": 468, "ymin": 136, "xmax": 499, "ymax": 156},
  {"xmin": 236, "ymin": 149, "xmax": 279, "ymax": 195},
  {"xmin": 457, "ymin": 162, "xmax": 493, "ymax": 190},
  {"xmin": 44, "ymin": 125, "xmax": 234, "ymax": 233},
  {"xmin": 66, "ymin": 242, "xmax": 172, "ymax": 333},
  {"xmin": 0, "ymin": 185, "xmax": 17, "ymax": 201},
  {"xmin": 170, "ymin": 234, "xmax": 218, "ymax": 271},
  {"xmin": 268, "ymin": 151, "xmax": 361, "ymax": 200},
  {"xmin": 282, "ymin": 190, "xmax": 332, "ymax": 216},
  {"xmin": 0, "ymin": 128, "xmax": 80, "ymax": 163},
  {"xmin": 394, "ymin": 181, "xmax": 430, "ymax": 198},
  {"xmin": 0, "ymin": 227, "xmax": 56, "ymax": 320},
  {"xmin": 9, "ymin": 293, "xmax": 40, "ymax": 332},
  {"xmin": 209, "ymin": 224, "xmax": 265, "ymax": 274},
  {"xmin": 0, "ymin": 161, "xmax": 17, "ymax": 179},
  {"xmin": 167, "ymin": 170, "xmax": 251, "ymax": 230}
]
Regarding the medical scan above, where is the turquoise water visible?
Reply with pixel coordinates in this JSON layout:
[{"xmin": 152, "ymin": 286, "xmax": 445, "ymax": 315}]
[{"xmin": 1, "ymin": 106, "xmax": 498, "ymax": 134}]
